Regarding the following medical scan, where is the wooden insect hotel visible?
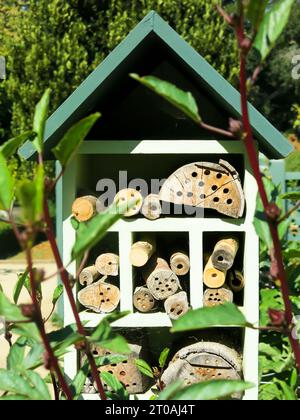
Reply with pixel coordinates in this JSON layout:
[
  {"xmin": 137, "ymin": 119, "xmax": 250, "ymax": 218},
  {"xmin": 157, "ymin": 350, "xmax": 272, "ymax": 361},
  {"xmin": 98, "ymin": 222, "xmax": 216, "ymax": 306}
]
[{"xmin": 20, "ymin": 12, "xmax": 292, "ymax": 400}]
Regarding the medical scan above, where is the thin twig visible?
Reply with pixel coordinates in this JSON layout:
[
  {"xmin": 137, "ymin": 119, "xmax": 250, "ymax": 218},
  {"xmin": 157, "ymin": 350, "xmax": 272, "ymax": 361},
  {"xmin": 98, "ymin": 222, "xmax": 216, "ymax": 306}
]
[
  {"xmin": 199, "ymin": 121, "xmax": 235, "ymax": 139},
  {"xmin": 278, "ymin": 202, "xmax": 300, "ymax": 224},
  {"xmin": 50, "ymin": 372, "xmax": 60, "ymax": 401}
]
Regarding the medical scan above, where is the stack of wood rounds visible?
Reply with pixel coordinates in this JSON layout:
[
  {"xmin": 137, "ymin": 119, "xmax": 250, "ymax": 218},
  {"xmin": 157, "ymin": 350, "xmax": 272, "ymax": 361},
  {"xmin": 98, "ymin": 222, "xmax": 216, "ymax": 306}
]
[
  {"xmin": 78, "ymin": 252, "xmax": 120, "ymax": 313},
  {"xmin": 203, "ymin": 237, "xmax": 244, "ymax": 307},
  {"xmin": 131, "ymin": 238, "xmax": 191, "ymax": 320}
]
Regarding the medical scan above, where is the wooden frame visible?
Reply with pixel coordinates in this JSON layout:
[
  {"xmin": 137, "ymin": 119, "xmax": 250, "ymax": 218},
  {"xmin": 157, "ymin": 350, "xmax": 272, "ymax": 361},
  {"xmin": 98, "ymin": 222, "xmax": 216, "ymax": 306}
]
[{"xmin": 59, "ymin": 140, "xmax": 259, "ymax": 400}]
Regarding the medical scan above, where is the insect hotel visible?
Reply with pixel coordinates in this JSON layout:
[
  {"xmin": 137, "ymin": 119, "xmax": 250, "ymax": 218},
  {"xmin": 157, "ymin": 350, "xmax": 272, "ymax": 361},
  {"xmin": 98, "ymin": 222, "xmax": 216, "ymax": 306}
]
[{"xmin": 21, "ymin": 12, "xmax": 292, "ymax": 400}]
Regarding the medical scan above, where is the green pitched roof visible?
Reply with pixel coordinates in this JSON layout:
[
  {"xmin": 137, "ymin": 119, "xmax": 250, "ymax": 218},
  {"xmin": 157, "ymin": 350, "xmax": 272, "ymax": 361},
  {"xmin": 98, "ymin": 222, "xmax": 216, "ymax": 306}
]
[{"xmin": 20, "ymin": 11, "xmax": 292, "ymax": 160}]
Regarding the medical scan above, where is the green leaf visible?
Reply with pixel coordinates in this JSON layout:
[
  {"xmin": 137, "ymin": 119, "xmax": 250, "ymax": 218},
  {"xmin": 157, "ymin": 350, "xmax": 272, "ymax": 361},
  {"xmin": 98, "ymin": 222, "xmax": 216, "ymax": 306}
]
[
  {"xmin": 0, "ymin": 131, "xmax": 34, "ymax": 159},
  {"xmin": 281, "ymin": 191, "xmax": 300, "ymax": 201},
  {"xmin": 135, "ymin": 359, "xmax": 154, "ymax": 379},
  {"xmin": 254, "ymin": 0, "xmax": 296, "ymax": 60},
  {"xmin": 0, "ymin": 152, "xmax": 14, "ymax": 211},
  {"xmin": 52, "ymin": 284, "xmax": 63, "ymax": 306},
  {"xmin": 157, "ymin": 381, "xmax": 184, "ymax": 400},
  {"xmin": 7, "ymin": 337, "xmax": 27, "ymax": 370},
  {"xmin": 32, "ymin": 89, "xmax": 51, "ymax": 153},
  {"xmin": 244, "ymin": 0, "xmax": 268, "ymax": 30},
  {"xmin": 99, "ymin": 335, "xmax": 131, "ymax": 355},
  {"xmin": 13, "ymin": 270, "xmax": 29, "ymax": 304},
  {"xmin": 171, "ymin": 303, "xmax": 251, "ymax": 333},
  {"xmin": 159, "ymin": 347, "xmax": 170, "ymax": 369},
  {"xmin": 47, "ymin": 324, "xmax": 84, "ymax": 353},
  {"xmin": 23, "ymin": 370, "xmax": 51, "ymax": 400},
  {"xmin": 0, "ymin": 291, "xmax": 27, "ymax": 322},
  {"xmin": 130, "ymin": 74, "xmax": 201, "ymax": 124},
  {"xmin": 170, "ymin": 380, "xmax": 253, "ymax": 400},
  {"xmin": 275, "ymin": 379, "xmax": 297, "ymax": 400},
  {"xmin": 11, "ymin": 322, "xmax": 40, "ymax": 342},
  {"xmin": 71, "ymin": 202, "xmax": 133, "ymax": 260},
  {"xmin": 260, "ymin": 289, "xmax": 283, "ymax": 326},
  {"xmin": 100, "ymin": 371, "xmax": 129, "ymax": 400},
  {"xmin": 52, "ymin": 113, "xmax": 100, "ymax": 167},
  {"xmin": 0, "ymin": 369, "xmax": 50, "ymax": 400},
  {"xmin": 16, "ymin": 164, "xmax": 45, "ymax": 224}
]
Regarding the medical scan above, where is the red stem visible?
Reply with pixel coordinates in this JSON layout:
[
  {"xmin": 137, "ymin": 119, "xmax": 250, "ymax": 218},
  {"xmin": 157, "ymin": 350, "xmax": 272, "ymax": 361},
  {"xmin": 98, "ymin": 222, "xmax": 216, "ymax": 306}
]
[
  {"xmin": 236, "ymin": 20, "xmax": 300, "ymax": 371},
  {"xmin": 26, "ymin": 247, "xmax": 73, "ymax": 400},
  {"xmin": 43, "ymin": 199, "xmax": 107, "ymax": 400}
]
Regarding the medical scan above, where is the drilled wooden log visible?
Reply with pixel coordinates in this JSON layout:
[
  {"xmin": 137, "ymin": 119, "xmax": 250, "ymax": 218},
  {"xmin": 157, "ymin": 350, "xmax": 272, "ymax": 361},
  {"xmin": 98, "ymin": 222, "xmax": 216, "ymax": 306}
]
[
  {"xmin": 159, "ymin": 160, "xmax": 245, "ymax": 218},
  {"xmin": 95, "ymin": 253, "xmax": 119, "ymax": 276},
  {"xmin": 133, "ymin": 287, "xmax": 157, "ymax": 313},
  {"xmin": 91, "ymin": 344, "xmax": 150, "ymax": 395},
  {"xmin": 161, "ymin": 342, "xmax": 242, "ymax": 397},
  {"xmin": 79, "ymin": 265, "xmax": 99, "ymax": 286},
  {"xmin": 203, "ymin": 256, "xmax": 226, "ymax": 288},
  {"xmin": 170, "ymin": 251, "xmax": 190, "ymax": 276},
  {"xmin": 146, "ymin": 269, "xmax": 181, "ymax": 301},
  {"xmin": 72, "ymin": 195, "xmax": 97, "ymax": 222},
  {"xmin": 78, "ymin": 277, "xmax": 120, "ymax": 313},
  {"xmin": 114, "ymin": 188, "xmax": 143, "ymax": 217},
  {"xmin": 141, "ymin": 194, "xmax": 162, "ymax": 220},
  {"xmin": 130, "ymin": 237, "xmax": 156, "ymax": 267},
  {"xmin": 203, "ymin": 287, "xmax": 233, "ymax": 307},
  {"xmin": 142, "ymin": 257, "xmax": 170, "ymax": 279},
  {"xmin": 211, "ymin": 237, "xmax": 239, "ymax": 271},
  {"xmin": 228, "ymin": 270, "xmax": 245, "ymax": 293},
  {"xmin": 164, "ymin": 291, "xmax": 189, "ymax": 320}
]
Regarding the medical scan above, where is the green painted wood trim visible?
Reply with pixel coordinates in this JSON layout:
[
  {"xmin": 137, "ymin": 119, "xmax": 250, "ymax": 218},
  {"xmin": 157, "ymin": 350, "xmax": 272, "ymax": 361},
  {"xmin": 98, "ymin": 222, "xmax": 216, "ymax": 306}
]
[{"xmin": 19, "ymin": 11, "xmax": 292, "ymax": 160}]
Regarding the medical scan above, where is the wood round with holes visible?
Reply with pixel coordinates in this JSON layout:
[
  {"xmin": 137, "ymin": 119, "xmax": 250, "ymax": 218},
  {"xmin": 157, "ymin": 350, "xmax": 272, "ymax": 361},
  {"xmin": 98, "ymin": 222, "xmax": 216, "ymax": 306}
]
[
  {"xmin": 79, "ymin": 265, "xmax": 99, "ymax": 286},
  {"xmin": 114, "ymin": 188, "xmax": 143, "ymax": 217},
  {"xmin": 203, "ymin": 256, "xmax": 226, "ymax": 288},
  {"xmin": 164, "ymin": 291, "xmax": 189, "ymax": 320},
  {"xmin": 78, "ymin": 279, "xmax": 120, "ymax": 313},
  {"xmin": 96, "ymin": 344, "xmax": 148, "ymax": 394},
  {"xmin": 130, "ymin": 237, "xmax": 156, "ymax": 267},
  {"xmin": 72, "ymin": 195, "xmax": 97, "ymax": 222},
  {"xmin": 159, "ymin": 160, "xmax": 245, "ymax": 219},
  {"xmin": 95, "ymin": 253, "xmax": 119, "ymax": 276},
  {"xmin": 146, "ymin": 269, "xmax": 180, "ymax": 301},
  {"xmin": 228, "ymin": 270, "xmax": 245, "ymax": 292},
  {"xmin": 170, "ymin": 251, "xmax": 190, "ymax": 276},
  {"xmin": 211, "ymin": 237, "xmax": 239, "ymax": 271},
  {"xmin": 161, "ymin": 342, "xmax": 242, "ymax": 398},
  {"xmin": 133, "ymin": 287, "xmax": 157, "ymax": 313},
  {"xmin": 203, "ymin": 287, "xmax": 233, "ymax": 307},
  {"xmin": 141, "ymin": 194, "xmax": 162, "ymax": 220}
]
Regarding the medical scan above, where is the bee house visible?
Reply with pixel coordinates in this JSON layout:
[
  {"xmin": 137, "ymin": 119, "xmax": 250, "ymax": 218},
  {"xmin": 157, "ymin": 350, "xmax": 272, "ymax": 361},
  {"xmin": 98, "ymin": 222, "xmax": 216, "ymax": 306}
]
[{"xmin": 20, "ymin": 11, "xmax": 292, "ymax": 400}]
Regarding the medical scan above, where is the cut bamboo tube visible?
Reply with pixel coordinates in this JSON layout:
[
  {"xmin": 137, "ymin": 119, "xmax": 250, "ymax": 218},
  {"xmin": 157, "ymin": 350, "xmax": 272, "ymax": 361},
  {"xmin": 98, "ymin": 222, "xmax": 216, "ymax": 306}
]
[
  {"xmin": 95, "ymin": 253, "xmax": 119, "ymax": 276},
  {"xmin": 130, "ymin": 237, "xmax": 156, "ymax": 267},
  {"xmin": 228, "ymin": 270, "xmax": 245, "ymax": 292},
  {"xmin": 78, "ymin": 277, "xmax": 120, "ymax": 313},
  {"xmin": 203, "ymin": 287, "xmax": 233, "ymax": 307},
  {"xmin": 79, "ymin": 265, "xmax": 99, "ymax": 286},
  {"xmin": 170, "ymin": 251, "xmax": 190, "ymax": 276},
  {"xmin": 203, "ymin": 256, "xmax": 226, "ymax": 288},
  {"xmin": 164, "ymin": 291, "xmax": 189, "ymax": 320},
  {"xmin": 142, "ymin": 257, "xmax": 170, "ymax": 280},
  {"xmin": 141, "ymin": 194, "xmax": 162, "ymax": 220},
  {"xmin": 211, "ymin": 237, "xmax": 239, "ymax": 271},
  {"xmin": 114, "ymin": 188, "xmax": 143, "ymax": 217},
  {"xmin": 72, "ymin": 195, "xmax": 97, "ymax": 222},
  {"xmin": 133, "ymin": 287, "xmax": 157, "ymax": 313}
]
